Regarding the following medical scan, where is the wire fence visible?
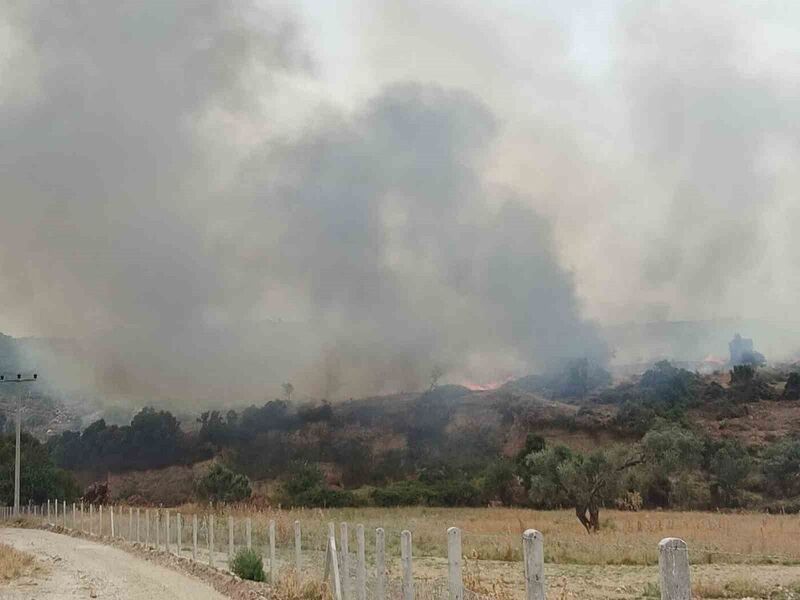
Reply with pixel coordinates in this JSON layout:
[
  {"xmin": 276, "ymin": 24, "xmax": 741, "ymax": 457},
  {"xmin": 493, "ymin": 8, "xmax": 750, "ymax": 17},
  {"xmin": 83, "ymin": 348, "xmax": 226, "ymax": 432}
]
[{"xmin": 1, "ymin": 501, "xmax": 699, "ymax": 600}]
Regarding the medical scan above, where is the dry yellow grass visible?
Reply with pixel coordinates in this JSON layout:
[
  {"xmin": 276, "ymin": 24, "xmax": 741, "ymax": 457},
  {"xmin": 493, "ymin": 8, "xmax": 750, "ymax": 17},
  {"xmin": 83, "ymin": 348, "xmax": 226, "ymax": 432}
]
[
  {"xmin": 14, "ymin": 505, "xmax": 800, "ymax": 598},
  {"xmin": 0, "ymin": 543, "xmax": 39, "ymax": 582},
  {"xmin": 176, "ymin": 506, "xmax": 800, "ymax": 567},
  {"xmin": 270, "ymin": 569, "xmax": 333, "ymax": 600}
]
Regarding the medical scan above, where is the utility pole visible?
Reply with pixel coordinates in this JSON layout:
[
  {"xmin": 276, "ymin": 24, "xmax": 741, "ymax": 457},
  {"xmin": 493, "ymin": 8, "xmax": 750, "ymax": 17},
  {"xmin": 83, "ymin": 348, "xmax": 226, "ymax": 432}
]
[{"xmin": 2, "ymin": 373, "xmax": 37, "ymax": 517}]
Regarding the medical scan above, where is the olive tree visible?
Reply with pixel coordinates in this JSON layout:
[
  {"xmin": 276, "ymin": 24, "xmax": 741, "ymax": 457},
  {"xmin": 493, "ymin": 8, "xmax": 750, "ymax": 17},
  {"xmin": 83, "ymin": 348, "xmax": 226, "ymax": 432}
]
[
  {"xmin": 524, "ymin": 424, "xmax": 703, "ymax": 532},
  {"xmin": 526, "ymin": 445, "xmax": 640, "ymax": 533}
]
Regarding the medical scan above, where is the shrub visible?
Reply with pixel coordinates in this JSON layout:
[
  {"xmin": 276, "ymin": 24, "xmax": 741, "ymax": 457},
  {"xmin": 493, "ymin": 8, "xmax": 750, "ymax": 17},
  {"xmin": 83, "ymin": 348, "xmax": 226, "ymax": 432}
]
[
  {"xmin": 195, "ymin": 463, "xmax": 251, "ymax": 503},
  {"xmin": 480, "ymin": 459, "xmax": 518, "ymax": 505},
  {"xmin": 762, "ymin": 438, "xmax": 800, "ymax": 497},
  {"xmin": 709, "ymin": 439, "xmax": 752, "ymax": 507},
  {"xmin": 282, "ymin": 462, "xmax": 355, "ymax": 507},
  {"xmin": 230, "ymin": 548, "xmax": 265, "ymax": 581},
  {"xmin": 371, "ymin": 480, "xmax": 435, "ymax": 506},
  {"xmin": 783, "ymin": 373, "xmax": 800, "ymax": 400}
]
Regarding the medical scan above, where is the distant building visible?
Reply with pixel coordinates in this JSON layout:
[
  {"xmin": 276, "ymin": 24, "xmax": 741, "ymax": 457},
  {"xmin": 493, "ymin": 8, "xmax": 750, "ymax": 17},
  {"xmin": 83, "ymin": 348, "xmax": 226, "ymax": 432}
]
[{"xmin": 729, "ymin": 333, "xmax": 766, "ymax": 366}]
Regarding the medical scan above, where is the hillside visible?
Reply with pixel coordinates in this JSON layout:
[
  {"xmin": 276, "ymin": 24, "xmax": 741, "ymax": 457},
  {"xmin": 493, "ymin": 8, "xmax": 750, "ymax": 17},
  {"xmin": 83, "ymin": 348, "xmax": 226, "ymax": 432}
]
[{"xmin": 6, "ymin": 341, "xmax": 800, "ymax": 513}]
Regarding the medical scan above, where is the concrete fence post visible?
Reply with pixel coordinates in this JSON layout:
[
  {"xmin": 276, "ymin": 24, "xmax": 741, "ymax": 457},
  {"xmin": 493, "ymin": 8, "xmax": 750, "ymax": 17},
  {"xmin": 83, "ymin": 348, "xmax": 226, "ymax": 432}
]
[
  {"xmin": 246, "ymin": 517, "xmax": 252, "ymax": 550},
  {"xmin": 269, "ymin": 519, "xmax": 276, "ymax": 584},
  {"xmin": 658, "ymin": 538, "xmax": 691, "ymax": 600},
  {"xmin": 47, "ymin": 499, "xmax": 50, "ymax": 522},
  {"xmin": 137, "ymin": 508, "xmax": 141, "ymax": 543},
  {"xmin": 401, "ymin": 530, "xmax": 414, "ymax": 600},
  {"xmin": 209, "ymin": 514, "xmax": 215, "ymax": 568},
  {"xmin": 192, "ymin": 514, "xmax": 198, "ymax": 561},
  {"xmin": 81, "ymin": 503, "xmax": 85, "ymax": 533},
  {"xmin": 155, "ymin": 510, "xmax": 160, "ymax": 548},
  {"xmin": 145, "ymin": 509, "xmax": 150, "ymax": 545},
  {"xmin": 375, "ymin": 528, "xmax": 386, "ymax": 600},
  {"xmin": 228, "ymin": 515, "xmax": 234, "ymax": 561},
  {"xmin": 323, "ymin": 522, "xmax": 343, "ymax": 600},
  {"xmin": 72, "ymin": 503, "xmax": 76, "ymax": 529},
  {"xmin": 447, "ymin": 527, "xmax": 463, "ymax": 600},
  {"xmin": 110, "ymin": 506, "xmax": 115, "ymax": 537},
  {"xmin": 62, "ymin": 500, "xmax": 67, "ymax": 529},
  {"xmin": 166, "ymin": 510, "xmax": 171, "ymax": 552},
  {"xmin": 55, "ymin": 498, "xmax": 58, "ymax": 521},
  {"xmin": 340, "ymin": 522, "xmax": 350, "ymax": 600},
  {"xmin": 89, "ymin": 504, "xmax": 94, "ymax": 535},
  {"xmin": 177, "ymin": 513, "xmax": 182, "ymax": 556},
  {"xmin": 128, "ymin": 507, "xmax": 133, "ymax": 542},
  {"xmin": 294, "ymin": 520, "xmax": 302, "ymax": 572},
  {"xmin": 522, "ymin": 529, "xmax": 545, "ymax": 600},
  {"xmin": 356, "ymin": 524, "xmax": 366, "ymax": 600}
]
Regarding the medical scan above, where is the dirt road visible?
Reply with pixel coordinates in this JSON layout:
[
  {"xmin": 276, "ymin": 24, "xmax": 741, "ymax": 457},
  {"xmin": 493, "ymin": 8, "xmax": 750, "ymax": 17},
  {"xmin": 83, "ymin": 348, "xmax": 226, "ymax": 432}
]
[{"xmin": 0, "ymin": 528, "xmax": 228, "ymax": 600}]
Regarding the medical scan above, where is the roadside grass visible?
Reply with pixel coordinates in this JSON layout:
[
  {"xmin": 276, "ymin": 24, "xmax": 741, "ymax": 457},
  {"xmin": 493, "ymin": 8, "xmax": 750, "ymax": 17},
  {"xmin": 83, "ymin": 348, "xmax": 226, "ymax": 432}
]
[{"xmin": 0, "ymin": 543, "xmax": 39, "ymax": 582}]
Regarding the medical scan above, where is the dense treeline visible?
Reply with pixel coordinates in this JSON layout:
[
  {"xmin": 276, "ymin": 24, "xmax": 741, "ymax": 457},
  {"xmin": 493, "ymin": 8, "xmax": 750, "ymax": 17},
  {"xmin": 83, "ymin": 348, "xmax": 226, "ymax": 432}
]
[
  {"xmin": 0, "ymin": 432, "xmax": 80, "ymax": 505},
  {"xmin": 49, "ymin": 407, "xmax": 209, "ymax": 472}
]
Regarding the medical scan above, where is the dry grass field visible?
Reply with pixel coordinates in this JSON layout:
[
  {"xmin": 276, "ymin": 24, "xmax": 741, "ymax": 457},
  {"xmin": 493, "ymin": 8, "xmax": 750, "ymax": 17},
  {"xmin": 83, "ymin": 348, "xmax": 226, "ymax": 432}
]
[
  {"xmin": 205, "ymin": 506, "xmax": 800, "ymax": 599},
  {"xmin": 211, "ymin": 506, "xmax": 800, "ymax": 566},
  {"xmin": 12, "ymin": 506, "xmax": 800, "ymax": 598}
]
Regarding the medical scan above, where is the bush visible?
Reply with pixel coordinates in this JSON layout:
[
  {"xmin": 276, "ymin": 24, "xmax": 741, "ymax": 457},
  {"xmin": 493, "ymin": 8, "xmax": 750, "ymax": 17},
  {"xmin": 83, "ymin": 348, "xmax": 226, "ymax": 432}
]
[
  {"xmin": 480, "ymin": 459, "xmax": 518, "ymax": 505},
  {"xmin": 195, "ymin": 463, "xmax": 251, "ymax": 503},
  {"xmin": 371, "ymin": 480, "xmax": 435, "ymax": 506},
  {"xmin": 230, "ymin": 548, "xmax": 265, "ymax": 581},
  {"xmin": 783, "ymin": 373, "xmax": 800, "ymax": 400},
  {"xmin": 290, "ymin": 486, "xmax": 355, "ymax": 508},
  {"xmin": 282, "ymin": 462, "xmax": 355, "ymax": 507}
]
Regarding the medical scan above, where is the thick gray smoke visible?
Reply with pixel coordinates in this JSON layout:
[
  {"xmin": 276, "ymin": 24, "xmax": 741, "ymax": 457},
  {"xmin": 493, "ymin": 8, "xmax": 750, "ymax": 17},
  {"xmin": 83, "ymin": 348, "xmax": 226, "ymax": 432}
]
[
  {"xmin": 0, "ymin": 1, "xmax": 606, "ymax": 404},
  {"xmin": 236, "ymin": 83, "xmax": 608, "ymax": 394},
  {"xmin": 6, "ymin": 1, "xmax": 800, "ymax": 406}
]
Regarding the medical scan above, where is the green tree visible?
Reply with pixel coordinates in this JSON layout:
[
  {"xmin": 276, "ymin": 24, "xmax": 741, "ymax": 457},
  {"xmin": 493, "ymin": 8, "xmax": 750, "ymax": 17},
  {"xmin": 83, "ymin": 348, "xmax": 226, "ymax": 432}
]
[
  {"xmin": 640, "ymin": 425, "xmax": 703, "ymax": 473},
  {"xmin": 526, "ymin": 445, "xmax": 640, "ymax": 532},
  {"xmin": 481, "ymin": 458, "xmax": 518, "ymax": 505},
  {"xmin": 195, "ymin": 463, "xmax": 251, "ymax": 503},
  {"xmin": 709, "ymin": 440, "xmax": 751, "ymax": 507},
  {"xmin": 632, "ymin": 425, "xmax": 704, "ymax": 507},
  {"xmin": 762, "ymin": 438, "xmax": 800, "ymax": 497},
  {"xmin": 0, "ymin": 433, "xmax": 79, "ymax": 504}
]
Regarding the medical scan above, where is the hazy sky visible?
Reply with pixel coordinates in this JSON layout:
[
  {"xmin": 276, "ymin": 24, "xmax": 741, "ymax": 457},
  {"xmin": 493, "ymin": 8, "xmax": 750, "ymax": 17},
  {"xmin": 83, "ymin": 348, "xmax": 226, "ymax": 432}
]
[
  {"xmin": 1, "ymin": 1, "xmax": 799, "ymax": 401},
  {"xmin": 290, "ymin": 0, "xmax": 800, "ymax": 325}
]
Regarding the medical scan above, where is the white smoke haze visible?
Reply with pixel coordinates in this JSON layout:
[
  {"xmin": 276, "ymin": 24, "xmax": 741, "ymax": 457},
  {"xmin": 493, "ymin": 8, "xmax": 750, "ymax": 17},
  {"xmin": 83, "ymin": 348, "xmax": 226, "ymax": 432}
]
[{"xmin": 1, "ymin": 1, "xmax": 800, "ymax": 406}]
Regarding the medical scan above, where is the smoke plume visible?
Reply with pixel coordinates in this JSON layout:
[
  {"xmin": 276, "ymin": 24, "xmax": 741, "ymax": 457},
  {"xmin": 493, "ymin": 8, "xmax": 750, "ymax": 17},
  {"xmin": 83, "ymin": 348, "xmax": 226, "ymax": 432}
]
[
  {"xmin": 4, "ymin": 1, "xmax": 800, "ymax": 406},
  {"xmin": 0, "ymin": 1, "xmax": 607, "ymax": 404}
]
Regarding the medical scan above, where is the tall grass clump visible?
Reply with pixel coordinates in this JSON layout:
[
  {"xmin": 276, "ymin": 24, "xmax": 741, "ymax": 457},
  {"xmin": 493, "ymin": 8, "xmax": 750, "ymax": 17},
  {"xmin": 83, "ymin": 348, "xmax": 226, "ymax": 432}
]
[{"xmin": 0, "ymin": 543, "xmax": 38, "ymax": 582}]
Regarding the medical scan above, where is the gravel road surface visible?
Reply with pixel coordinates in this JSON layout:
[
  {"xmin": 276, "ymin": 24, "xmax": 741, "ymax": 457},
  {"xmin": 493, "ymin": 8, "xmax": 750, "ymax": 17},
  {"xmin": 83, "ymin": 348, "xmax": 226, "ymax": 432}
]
[{"xmin": 0, "ymin": 527, "xmax": 228, "ymax": 600}]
